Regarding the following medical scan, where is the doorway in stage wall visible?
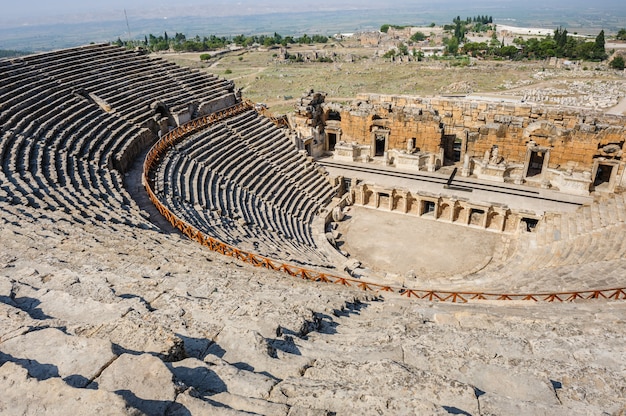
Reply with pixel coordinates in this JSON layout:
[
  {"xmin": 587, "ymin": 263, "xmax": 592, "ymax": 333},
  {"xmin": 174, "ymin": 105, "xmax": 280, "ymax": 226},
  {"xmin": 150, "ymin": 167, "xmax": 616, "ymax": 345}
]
[
  {"xmin": 592, "ymin": 161, "xmax": 618, "ymax": 192},
  {"xmin": 527, "ymin": 151, "xmax": 545, "ymax": 177},
  {"xmin": 327, "ymin": 133, "xmax": 337, "ymax": 152},
  {"xmin": 375, "ymin": 135, "xmax": 386, "ymax": 156}
]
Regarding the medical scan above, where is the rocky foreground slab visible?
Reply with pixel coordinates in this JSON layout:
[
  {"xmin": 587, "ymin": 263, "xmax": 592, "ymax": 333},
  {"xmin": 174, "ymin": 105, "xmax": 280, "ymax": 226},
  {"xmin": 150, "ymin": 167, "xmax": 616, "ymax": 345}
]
[{"xmin": 1, "ymin": 202, "xmax": 625, "ymax": 415}]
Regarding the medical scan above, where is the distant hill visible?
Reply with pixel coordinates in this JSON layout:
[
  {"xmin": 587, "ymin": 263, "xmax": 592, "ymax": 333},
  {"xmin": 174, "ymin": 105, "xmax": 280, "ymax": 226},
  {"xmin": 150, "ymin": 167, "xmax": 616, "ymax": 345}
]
[
  {"xmin": 1, "ymin": 3, "xmax": 624, "ymax": 52},
  {"xmin": 0, "ymin": 50, "xmax": 29, "ymax": 58}
]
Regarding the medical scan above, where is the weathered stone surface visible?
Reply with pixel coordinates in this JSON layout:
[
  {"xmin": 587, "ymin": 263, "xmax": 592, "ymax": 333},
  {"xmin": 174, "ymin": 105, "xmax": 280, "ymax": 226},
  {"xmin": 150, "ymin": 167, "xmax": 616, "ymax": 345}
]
[
  {"xmin": 0, "ymin": 276, "xmax": 13, "ymax": 299},
  {"xmin": 0, "ymin": 362, "xmax": 138, "ymax": 416},
  {"xmin": 0, "ymin": 328, "xmax": 116, "ymax": 388},
  {"xmin": 273, "ymin": 359, "xmax": 479, "ymax": 415},
  {"xmin": 35, "ymin": 290, "xmax": 130, "ymax": 325},
  {"xmin": 211, "ymin": 391, "xmax": 290, "ymax": 415},
  {"xmin": 95, "ymin": 320, "xmax": 187, "ymax": 362},
  {"xmin": 96, "ymin": 353, "xmax": 176, "ymax": 415},
  {"xmin": 457, "ymin": 362, "xmax": 557, "ymax": 404},
  {"xmin": 168, "ymin": 357, "xmax": 278, "ymax": 399},
  {"xmin": 168, "ymin": 390, "xmax": 253, "ymax": 415},
  {"xmin": 287, "ymin": 406, "xmax": 335, "ymax": 416},
  {"xmin": 478, "ymin": 393, "xmax": 606, "ymax": 416},
  {"xmin": 0, "ymin": 302, "xmax": 39, "ymax": 343},
  {"xmin": 207, "ymin": 326, "xmax": 312, "ymax": 380}
]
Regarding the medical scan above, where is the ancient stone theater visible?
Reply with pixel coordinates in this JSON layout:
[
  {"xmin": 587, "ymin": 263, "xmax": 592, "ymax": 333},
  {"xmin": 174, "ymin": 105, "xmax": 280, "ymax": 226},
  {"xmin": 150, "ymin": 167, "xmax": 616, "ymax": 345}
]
[{"xmin": 0, "ymin": 45, "xmax": 625, "ymax": 415}]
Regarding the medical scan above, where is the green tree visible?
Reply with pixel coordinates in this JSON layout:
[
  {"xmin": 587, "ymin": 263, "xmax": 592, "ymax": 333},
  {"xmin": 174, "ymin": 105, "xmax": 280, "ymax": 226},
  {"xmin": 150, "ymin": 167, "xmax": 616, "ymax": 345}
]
[
  {"xmin": 411, "ymin": 31, "xmax": 426, "ymax": 42},
  {"xmin": 576, "ymin": 42, "xmax": 595, "ymax": 60},
  {"xmin": 610, "ymin": 55, "xmax": 625, "ymax": 70},
  {"xmin": 617, "ymin": 29, "xmax": 626, "ymax": 40},
  {"xmin": 382, "ymin": 49, "xmax": 396, "ymax": 59},
  {"xmin": 498, "ymin": 45, "xmax": 519, "ymax": 59},
  {"xmin": 446, "ymin": 37, "xmax": 459, "ymax": 55},
  {"xmin": 554, "ymin": 27, "xmax": 568, "ymax": 56},
  {"xmin": 453, "ymin": 21, "xmax": 465, "ymax": 41},
  {"xmin": 296, "ymin": 34, "xmax": 311, "ymax": 44},
  {"xmin": 380, "ymin": 24, "xmax": 390, "ymax": 33},
  {"xmin": 593, "ymin": 30, "xmax": 606, "ymax": 60}
]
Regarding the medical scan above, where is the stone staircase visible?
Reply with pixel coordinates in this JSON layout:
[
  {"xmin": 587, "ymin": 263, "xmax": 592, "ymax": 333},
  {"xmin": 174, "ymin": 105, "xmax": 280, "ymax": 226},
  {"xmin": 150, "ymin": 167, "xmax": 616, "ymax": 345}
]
[{"xmin": 472, "ymin": 193, "xmax": 626, "ymax": 292}]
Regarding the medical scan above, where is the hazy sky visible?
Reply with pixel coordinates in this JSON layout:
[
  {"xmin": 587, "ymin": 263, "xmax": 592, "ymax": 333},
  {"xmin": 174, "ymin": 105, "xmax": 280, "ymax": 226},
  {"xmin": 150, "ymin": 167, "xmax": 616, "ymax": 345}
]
[
  {"xmin": 4, "ymin": 1, "xmax": 376, "ymax": 20},
  {"xmin": 5, "ymin": 0, "xmax": 624, "ymax": 24},
  {"xmin": 2, "ymin": 0, "xmax": 625, "ymax": 29}
]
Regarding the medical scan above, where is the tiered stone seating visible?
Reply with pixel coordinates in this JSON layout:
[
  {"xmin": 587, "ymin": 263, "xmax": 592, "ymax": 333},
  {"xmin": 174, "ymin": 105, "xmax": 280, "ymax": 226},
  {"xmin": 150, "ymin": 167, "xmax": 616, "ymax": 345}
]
[
  {"xmin": 20, "ymin": 44, "xmax": 236, "ymax": 125},
  {"xmin": 155, "ymin": 109, "xmax": 337, "ymax": 266},
  {"xmin": 473, "ymin": 193, "xmax": 626, "ymax": 291},
  {"xmin": 0, "ymin": 44, "xmax": 237, "ymax": 233}
]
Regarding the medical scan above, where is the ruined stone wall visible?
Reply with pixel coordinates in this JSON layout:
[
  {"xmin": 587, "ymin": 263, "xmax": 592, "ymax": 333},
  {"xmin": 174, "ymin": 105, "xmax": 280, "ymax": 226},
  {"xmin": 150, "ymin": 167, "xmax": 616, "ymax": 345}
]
[
  {"xmin": 427, "ymin": 96, "xmax": 626, "ymax": 169},
  {"xmin": 329, "ymin": 94, "xmax": 626, "ymax": 172},
  {"xmin": 326, "ymin": 103, "xmax": 443, "ymax": 153}
]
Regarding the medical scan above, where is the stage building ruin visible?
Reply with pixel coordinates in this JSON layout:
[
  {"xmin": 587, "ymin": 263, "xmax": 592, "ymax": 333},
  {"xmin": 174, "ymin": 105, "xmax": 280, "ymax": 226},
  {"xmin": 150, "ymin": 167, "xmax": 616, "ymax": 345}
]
[{"xmin": 291, "ymin": 91, "xmax": 626, "ymax": 196}]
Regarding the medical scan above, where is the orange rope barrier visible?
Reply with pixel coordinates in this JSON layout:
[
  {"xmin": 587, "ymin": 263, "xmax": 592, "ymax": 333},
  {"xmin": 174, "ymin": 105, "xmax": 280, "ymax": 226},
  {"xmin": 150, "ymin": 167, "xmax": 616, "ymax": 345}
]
[{"xmin": 142, "ymin": 101, "xmax": 626, "ymax": 303}]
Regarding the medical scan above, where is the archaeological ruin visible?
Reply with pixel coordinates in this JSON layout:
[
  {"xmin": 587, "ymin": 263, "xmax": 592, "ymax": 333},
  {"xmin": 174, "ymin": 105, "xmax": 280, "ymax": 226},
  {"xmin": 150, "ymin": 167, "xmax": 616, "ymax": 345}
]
[
  {"xmin": 292, "ymin": 90, "xmax": 626, "ymax": 196},
  {"xmin": 0, "ymin": 44, "xmax": 625, "ymax": 415}
]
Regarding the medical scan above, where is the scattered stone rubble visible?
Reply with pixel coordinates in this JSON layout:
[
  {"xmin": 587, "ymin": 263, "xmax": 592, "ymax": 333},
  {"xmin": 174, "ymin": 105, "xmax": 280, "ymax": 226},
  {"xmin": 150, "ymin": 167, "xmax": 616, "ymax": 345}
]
[{"xmin": 498, "ymin": 72, "xmax": 626, "ymax": 109}]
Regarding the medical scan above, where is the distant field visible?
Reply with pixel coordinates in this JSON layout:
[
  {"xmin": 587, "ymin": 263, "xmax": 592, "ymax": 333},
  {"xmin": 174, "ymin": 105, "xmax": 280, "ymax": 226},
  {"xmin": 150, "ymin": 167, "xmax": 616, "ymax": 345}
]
[
  {"xmin": 161, "ymin": 38, "xmax": 625, "ymax": 115},
  {"xmin": 163, "ymin": 44, "xmax": 535, "ymax": 113}
]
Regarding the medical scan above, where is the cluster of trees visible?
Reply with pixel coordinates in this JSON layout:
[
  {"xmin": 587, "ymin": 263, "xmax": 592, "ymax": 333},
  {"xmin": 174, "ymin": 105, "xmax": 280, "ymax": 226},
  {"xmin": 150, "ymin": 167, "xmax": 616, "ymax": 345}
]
[
  {"xmin": 455, "ymin": 28, "xmax": 608, "ymax": 61},
  {"xmin": 442, "ymin": 14, "xmax": 496, "ymax": 54},
  {"xmin": 382, "ymin": 43, "xmax": 425, "ymax": 61},
  {"xmin": 115, "ymin": 32, "xmax": 229, "ymax": 52},
  {"xmin": 232, "ymin": 32, "xmax": 327, "ymax": 47},
  {"xmin": 114, "ymin": 31, "xmax": 329, "ymax": 53},
  {"xmin": 380, "ymin": 24, "xmax": 407, "ymax": 33},
  {"xmin": 617, "ymin": 29, "xmax": 626, "ymax": 40}
]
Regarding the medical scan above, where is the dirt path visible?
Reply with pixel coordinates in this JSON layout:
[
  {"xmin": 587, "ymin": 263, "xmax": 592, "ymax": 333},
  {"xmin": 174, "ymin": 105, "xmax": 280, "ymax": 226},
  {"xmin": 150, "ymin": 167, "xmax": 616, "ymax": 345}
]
[{"xmin": 606, "ymin": 95, "xmax": 626, "ymax": 115}]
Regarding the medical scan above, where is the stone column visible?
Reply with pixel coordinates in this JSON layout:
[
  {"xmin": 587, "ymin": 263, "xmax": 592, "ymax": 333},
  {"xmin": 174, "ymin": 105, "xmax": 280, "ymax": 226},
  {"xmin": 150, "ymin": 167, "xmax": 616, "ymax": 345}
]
[
  {"xmin": 433, "ymin": 199, "xmax": 440, "ymax": 219},
  {"xmin": 355, "ymin": 185, "xmax": 365, "ymax": 205},
  {"xmin": 498, "ymin": 210, "xmax": 508, "ymax": 232},
  {"xmin": 449, "ymin": 200, "xmax": 457, "ymax": 222},
  {"xmin": 416, "ymin": 197, "xmax": 423, "ymax": 216},
  {"xmin": 461, "ymin": 154, "xmax": 471, "ymax": 177},
  {"xmin": 482, "ymin": 208, "xmax": 490, "ymax": 229},
  {"xmin": 427, "ymin": 154, "xmax": 436, "ymax": 172},
  {"xmin": 402, "ymin": 191, "xmax": 409, "ymax": 213},
  {"xmin": 462, "ymin": 204, "xmax": 471, "ymax": 225}
]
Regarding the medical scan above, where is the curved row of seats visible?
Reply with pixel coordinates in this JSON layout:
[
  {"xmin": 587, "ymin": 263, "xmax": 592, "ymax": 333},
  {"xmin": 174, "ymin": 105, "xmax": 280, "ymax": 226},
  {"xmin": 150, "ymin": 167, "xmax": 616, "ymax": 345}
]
[
  {"xmin": 0, "ymin": 93, "xmax": 152, "ymax": 229},
  {"xmin": 1, "ymin": 44, "xmax": 336, "ymax": 269},
  {"xmin": 16, "ymin": 44, "xmax": 235, "ymax": 125},
  {"xmin": 0, "ymin": 44, "xmax": 237, "ymax": 233},
  {"xmin": 155, "ymin": 109, "xmax": 337, "ymax": 267},
  {"xmin": 474, "ymin": 193, "xmax": 626, "ymax": 291}
]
